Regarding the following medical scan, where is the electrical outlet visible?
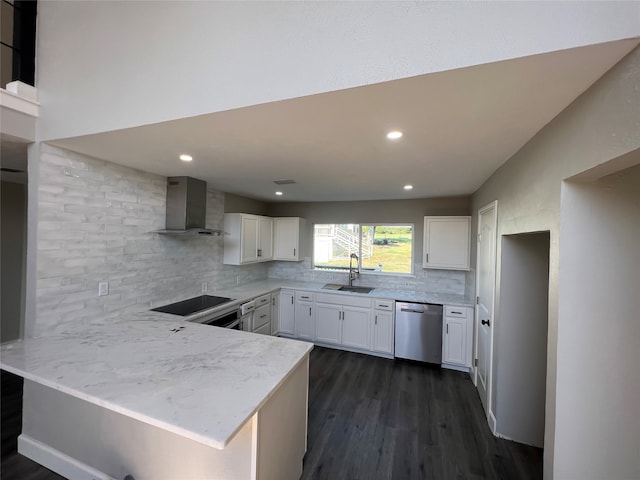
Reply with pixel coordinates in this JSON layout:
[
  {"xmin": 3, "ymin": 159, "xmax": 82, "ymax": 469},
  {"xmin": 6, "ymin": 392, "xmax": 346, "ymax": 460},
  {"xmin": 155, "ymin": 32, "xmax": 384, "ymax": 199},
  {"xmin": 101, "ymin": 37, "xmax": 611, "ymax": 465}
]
[
  {"xmin": 98, "ymin": 282, "xmax": 109, "ymax": 296},
  {"xmin": 202, "ymin": 282, "xmax": 208, "ymax": 293}
]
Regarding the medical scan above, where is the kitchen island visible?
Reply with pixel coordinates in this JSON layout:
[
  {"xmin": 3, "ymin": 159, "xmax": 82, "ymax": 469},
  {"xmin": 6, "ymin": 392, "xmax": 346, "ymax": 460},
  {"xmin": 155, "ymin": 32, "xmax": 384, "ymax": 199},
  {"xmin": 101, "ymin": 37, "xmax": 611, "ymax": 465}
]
[{"xmin": 0, "ymin": 313, "xmax": 313, "ymax": 480}]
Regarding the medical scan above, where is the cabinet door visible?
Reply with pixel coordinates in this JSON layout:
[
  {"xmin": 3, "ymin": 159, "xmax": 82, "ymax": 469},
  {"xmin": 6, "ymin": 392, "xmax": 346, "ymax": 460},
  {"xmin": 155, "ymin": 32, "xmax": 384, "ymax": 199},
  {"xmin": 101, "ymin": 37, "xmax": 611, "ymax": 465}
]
[
  {"xmin": 341, "ymin": 306, "xmax": 371, "ymax": 350},
  {"xmin": 295, "ymin": 300, "xmax": 315, "ymax": 341},
  {"xmin": 271, "ymin": 294, "xmax": 279, "ymax": 336},
  {"xmin": 423, "ymin": 217, "xmax": 471, "ymax": 270},
  {"xmin": 279, "ymin": 290, "xmax": 295, "ymax": 335},
  {"xmin": 443, "ymin": 317, "xmax": 466, "ymax": 365},
  {"xmin": 373, "ymin": 310, "xmax": 394, "ymax": 354},
  {"xmin": 241, "ymin": 216, "xmax": 259, "ymax": 263},
  {"xmin": 315, "ymin": 303, "xmax": 342, "ymax": 345},
  {"xmin": 258, "ymin": 217, "xmax": 273, "ymax": 261},
  {"xmin": 274, "ymin": 218, "xmax": 299, "ymax": 261}
]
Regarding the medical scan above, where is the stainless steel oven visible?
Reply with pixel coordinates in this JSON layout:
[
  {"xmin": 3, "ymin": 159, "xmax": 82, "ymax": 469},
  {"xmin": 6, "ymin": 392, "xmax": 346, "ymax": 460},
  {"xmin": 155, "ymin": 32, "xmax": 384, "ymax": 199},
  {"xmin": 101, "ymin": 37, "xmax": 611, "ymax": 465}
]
[{"xmin": 201, "ymin": 306, "xmax": 241, "ymax": 330}]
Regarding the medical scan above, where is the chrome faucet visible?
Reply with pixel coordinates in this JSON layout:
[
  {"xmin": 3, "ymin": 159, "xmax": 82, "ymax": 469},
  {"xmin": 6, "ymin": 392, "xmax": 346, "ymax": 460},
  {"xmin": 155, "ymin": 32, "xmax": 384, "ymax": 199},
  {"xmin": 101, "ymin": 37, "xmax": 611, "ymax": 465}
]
[{"xmin": 348, "ymin": 253, "xmax": 359, "ymax": 287}]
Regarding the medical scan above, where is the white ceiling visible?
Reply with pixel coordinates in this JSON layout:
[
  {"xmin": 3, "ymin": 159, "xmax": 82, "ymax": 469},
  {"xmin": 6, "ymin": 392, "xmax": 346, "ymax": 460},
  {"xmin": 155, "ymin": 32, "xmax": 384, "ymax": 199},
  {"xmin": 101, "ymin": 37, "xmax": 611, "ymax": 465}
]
[{"xmin": 50, "ymin": 40, "xmax": 639, "ymax": 202}]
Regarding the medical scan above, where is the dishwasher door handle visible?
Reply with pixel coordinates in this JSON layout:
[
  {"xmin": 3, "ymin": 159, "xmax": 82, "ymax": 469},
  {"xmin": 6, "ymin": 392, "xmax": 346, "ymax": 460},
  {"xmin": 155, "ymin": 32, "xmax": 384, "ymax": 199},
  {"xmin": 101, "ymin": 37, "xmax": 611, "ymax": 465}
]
[{"xmin": 400, "ymin": 308, "xmax": 425, "ymax": 314}]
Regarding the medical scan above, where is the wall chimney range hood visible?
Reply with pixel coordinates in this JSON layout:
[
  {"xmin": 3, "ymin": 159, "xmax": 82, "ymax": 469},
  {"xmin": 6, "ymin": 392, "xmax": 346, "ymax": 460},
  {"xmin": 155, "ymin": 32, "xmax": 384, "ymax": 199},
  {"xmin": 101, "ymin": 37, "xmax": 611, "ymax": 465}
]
[{"xmin": 154, "ymin": 176, "xmax": 225, "ymax": 236}]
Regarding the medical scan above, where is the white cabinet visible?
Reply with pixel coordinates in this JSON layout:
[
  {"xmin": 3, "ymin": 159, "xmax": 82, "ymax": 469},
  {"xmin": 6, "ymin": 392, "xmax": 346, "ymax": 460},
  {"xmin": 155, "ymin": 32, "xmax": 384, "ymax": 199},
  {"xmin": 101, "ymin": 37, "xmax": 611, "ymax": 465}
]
[
  {"xmin": 279, "ymin": 290, "xmax": 295, "ymax": 336},
  {"xmin": 295, "ymin": 292, "xmax": 315, "ymax": 341},
  {"xmin": 223, "ymin": 213, "xmax": 273, "ymax": 265},
  {"xmin": 442, "ymin": 305, "xmax": 473, "ymax": 369},
  {"xmin": 273, "ymin": 217, "xmax": 306, "ymax": 261},
  {"xmin": 341, "ymin": 306, "xmax": 371, "ymax": 350},
  {"xmin": 314, "ymin": 293, "xmax": 372, "ymax": 351},
  {"xmin": 271, "ymin": 293, "xmax": 280, "ymax": 336},
  {"xmin": 423, "ymin": 216, "xmax": 471, "ymax": 270},
  {"xmin": 315, "ymin": 303, "xmax": 342, "ymax": 344},
  {"xmin": 372, "ymin": 300, "xmax": 394, "ymax": 355}
]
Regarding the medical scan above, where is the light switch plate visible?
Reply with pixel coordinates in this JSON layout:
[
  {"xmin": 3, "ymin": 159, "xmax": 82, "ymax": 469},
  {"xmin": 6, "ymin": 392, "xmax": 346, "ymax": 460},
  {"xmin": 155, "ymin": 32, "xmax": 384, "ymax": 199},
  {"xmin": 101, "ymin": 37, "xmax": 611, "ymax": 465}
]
[{"xmin": 98, "ymin": 282, "xmax": 109, "ymax": 296}]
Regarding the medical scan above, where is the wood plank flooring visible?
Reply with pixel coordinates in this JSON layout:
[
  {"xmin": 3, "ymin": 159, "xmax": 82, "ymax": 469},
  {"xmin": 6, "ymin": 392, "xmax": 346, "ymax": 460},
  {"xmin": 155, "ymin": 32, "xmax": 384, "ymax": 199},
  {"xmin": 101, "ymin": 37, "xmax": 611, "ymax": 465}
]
[
  {"xmin": 1, "ymin": 347, "xmax": 542, "ymax": 480},
  {"xmin": 301, "ymin": 347, "xmax": 542, "ymax": 480}
]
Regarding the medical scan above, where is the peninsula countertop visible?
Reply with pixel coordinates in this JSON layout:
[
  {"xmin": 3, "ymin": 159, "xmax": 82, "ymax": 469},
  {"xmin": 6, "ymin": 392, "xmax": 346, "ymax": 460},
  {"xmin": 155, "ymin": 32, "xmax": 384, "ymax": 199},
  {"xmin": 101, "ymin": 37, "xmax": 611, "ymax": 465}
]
[{"xmin": 0, "ymin": 315, "xmax": 313, "ymax": 450}]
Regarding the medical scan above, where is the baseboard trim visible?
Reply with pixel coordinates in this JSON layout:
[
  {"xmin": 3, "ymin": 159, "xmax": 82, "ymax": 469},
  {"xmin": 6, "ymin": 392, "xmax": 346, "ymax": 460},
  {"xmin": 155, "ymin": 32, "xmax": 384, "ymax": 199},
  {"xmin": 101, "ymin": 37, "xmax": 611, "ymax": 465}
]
[
  {"xmin": 441, "ymin": 363, "xmax": 470, "ymax": 373},
  {"xmin": 489, "ymin": 410, "xmax": 497, "ymax": 435},
  {"xmin": 18, "ymin": 434, "xmax": 114, "ymax": 480}
]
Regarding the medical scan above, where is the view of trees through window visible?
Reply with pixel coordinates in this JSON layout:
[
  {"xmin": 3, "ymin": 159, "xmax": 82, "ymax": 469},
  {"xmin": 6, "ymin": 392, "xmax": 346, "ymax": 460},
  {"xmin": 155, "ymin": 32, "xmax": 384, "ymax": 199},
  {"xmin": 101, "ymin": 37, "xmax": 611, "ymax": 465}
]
[{"xmin": 314, "ymin": 224, "xmax": 413, "ymax": 274}]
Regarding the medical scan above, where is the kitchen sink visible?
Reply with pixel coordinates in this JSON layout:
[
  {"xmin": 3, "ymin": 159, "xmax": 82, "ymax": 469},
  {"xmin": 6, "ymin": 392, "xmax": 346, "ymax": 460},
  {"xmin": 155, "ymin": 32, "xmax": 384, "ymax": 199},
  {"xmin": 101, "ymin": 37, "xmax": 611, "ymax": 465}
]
[{"xmin": 322, "ymin": 284, "xmax": 374, "ymax": 294}]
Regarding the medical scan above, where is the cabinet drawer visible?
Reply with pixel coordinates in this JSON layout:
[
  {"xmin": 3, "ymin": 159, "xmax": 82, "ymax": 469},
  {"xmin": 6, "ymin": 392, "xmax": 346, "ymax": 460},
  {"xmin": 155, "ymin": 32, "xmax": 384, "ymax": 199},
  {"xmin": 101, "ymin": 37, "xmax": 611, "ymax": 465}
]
[
  {"xmin": 374, "ymin": 299, "xmax": 394, "ymax": 311},
  {"xmin": 253, "ymin": 304, "xmax": 271, "ymax": 330},
  {"xmin": 254, "ymin": 294, "xmax": 271, "ymax": 307},
  {"xmin": 296, "ymin": 291, "xmax": 314, "ymax": 302},
  {"xmin": 445, "ymin": 306, "xmax": 467, "ymax": 318}
]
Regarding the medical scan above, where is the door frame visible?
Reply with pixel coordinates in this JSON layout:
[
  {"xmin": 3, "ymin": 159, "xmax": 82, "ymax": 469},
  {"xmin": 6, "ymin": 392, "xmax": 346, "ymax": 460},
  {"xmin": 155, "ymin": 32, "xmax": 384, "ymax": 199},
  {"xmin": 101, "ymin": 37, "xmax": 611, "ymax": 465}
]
[{"xmin": 473, "ymin": 200, "xmax": 498, "ymax": 428}]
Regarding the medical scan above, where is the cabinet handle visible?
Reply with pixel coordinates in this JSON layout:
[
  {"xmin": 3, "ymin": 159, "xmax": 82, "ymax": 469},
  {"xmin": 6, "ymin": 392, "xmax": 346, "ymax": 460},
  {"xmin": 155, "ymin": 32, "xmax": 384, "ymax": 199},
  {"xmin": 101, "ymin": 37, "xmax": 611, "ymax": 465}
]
[
  {"xmin": 260, "ymin": 314, "xmax": 267, "ymax": 319},
  {"xmin": 375, "ymin": 315, "xmax": 378, "ymax": 325},
  {"xmin": 293, "ymin": 248, "xmax": 296, "ymax": 257},
  {"xmin": 446, "ymin": 324, "xmax": 449, "ymax": 334},
  {"xmin": 272, "ymin": 298, "xmax": 275, "ymax": 306},
  {"xmin": 425, "ymin": 253, "xmax": 429, "ymax": 263},
  {"xmin": 451, "ymin": 311, "xmax": 462, "ymax": 315}
]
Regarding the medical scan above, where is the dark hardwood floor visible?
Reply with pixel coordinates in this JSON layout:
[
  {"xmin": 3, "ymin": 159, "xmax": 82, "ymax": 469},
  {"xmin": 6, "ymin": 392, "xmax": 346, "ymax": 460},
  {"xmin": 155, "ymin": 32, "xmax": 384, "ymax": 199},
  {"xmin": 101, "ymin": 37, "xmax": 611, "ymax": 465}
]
[
  {"xmin": 301, "ymin": 347, "xmax": 542, "ymax": 480},
  {"xmin": 1, "ymin": 347, "xmax": 542, "ymax": 480}
]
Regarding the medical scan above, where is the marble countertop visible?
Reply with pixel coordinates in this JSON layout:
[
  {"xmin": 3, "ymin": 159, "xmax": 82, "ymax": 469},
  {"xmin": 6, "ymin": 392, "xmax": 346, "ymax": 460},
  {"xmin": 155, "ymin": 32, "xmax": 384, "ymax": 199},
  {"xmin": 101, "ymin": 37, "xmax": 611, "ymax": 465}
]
[
  {"xmin": 0, "ymin": 316, "xmax": 313, "ymax": 450},
  {"xmin": 184, "ymin": 279, "xmax": 474, "ymax": 322}
]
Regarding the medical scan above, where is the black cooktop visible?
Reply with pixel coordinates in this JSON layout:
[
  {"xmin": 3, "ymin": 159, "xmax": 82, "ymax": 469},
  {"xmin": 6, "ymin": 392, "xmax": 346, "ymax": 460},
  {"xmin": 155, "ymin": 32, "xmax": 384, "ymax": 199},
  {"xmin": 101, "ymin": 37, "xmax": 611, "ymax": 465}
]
[{"xmin": 151, "ymin": 295, "xmax": 234, "ymax": 316}]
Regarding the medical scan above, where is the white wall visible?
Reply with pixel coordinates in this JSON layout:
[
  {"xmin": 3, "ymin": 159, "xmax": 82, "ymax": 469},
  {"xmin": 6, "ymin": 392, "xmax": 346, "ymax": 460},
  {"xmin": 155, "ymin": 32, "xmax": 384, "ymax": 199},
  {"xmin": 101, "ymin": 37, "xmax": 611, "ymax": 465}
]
[
  {"xmin": 35, "ymin": 1, "xmax": 640, "ymax": 141},
  {"xmin": 495, "ymin": 233, "xmax": 549, "ymax": 447},
  {"xmin": 27, "ymin": 144, "xmax": 267, "ymax": 338},
  {"xmin": 471, "ymin": 46, "xmax": 640, "ymax": 478},
  {"xmin": 555, "ymin": 165, "xmax": 640, "ymax": 479}
]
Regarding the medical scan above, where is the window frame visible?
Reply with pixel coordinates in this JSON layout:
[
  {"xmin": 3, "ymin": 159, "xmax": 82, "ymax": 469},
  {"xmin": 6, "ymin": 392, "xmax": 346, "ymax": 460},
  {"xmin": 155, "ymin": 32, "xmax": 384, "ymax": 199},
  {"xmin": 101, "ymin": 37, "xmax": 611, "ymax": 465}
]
[{"xmin": 312, "ymin": 222, "xmax": 415, "ymax": 276}]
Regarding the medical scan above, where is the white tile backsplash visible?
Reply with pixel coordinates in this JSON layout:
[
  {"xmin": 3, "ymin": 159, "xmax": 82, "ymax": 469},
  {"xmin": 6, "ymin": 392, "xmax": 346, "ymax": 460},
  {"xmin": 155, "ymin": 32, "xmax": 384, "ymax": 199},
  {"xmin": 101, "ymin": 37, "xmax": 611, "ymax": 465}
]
[{"xmin": 33, "ymin": 145, "xmax": 267, "ymax": 337}]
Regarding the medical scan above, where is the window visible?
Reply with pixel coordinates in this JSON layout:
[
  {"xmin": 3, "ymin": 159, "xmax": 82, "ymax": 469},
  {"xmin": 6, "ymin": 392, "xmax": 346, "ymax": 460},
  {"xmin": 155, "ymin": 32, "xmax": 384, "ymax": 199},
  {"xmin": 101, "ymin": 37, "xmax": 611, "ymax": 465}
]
[
  {"xmin": 1, "ymin": 0, "xmax": 37, "ymax": 88},
  {"xmin": 313, "ymin": 224, "xmax": 413, "ymax": 274}
]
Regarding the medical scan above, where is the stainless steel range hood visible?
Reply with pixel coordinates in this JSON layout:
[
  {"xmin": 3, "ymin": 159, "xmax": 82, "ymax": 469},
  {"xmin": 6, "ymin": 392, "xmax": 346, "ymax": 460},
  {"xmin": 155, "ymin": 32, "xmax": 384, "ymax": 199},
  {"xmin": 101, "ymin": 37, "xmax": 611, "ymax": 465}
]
[{"xmin": 154, "ymin": 176, "xmax": 225, "ymax": 236}]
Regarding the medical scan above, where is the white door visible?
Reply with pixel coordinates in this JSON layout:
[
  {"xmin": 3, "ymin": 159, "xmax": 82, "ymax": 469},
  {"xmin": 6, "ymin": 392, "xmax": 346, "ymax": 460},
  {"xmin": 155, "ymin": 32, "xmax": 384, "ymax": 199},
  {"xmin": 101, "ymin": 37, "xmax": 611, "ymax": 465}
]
[
  {"xmin": 295, "ymin": 300, "xmax": 314, "ymax": 340},
  {"xmin": 241, "ymin": 216, "xmax": 259, "ymax": 263},
  {"xmin": 278, "ymin": 290, "xmax": 295, "ymax": 335},
  {"xmin": 274, "ymin": 218, "xmax": 298, "ymax": 260},
  {"xmin": 443, "ymin": 317, "xmax": 466, "ymax": 366},
  {"xmin": 372, "ymin": 310, "xmax": 394, "ymax": 354},
  {"xmin": 475, "ymin": 201, "xmax": 497, "ymax": 417},
  {"xmin": 315, "ymin": 303, "xmax": 342, "ymax": 344},
  {"xmin": 258, "ymin": 217, "xmax": 273, "ymax": 260},
  {"xmin": 341, "ymin": 306, "xmax": 371, "ymax": 350}
]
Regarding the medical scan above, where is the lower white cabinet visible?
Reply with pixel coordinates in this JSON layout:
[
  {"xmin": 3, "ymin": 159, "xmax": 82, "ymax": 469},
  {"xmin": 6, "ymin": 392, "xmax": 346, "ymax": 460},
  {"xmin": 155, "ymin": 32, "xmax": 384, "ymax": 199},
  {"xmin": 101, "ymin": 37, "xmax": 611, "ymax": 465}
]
[
  {"xmin": 279, "ymin": 290, "xmax": 295, "ymax": 336},
  {"xmin": 315, "ymin": 303, "xmax": 342, "ymax": 344},
  {"xmin": 341, "ymin": 306, "xmax": 371, "ymax": 350},
  {"xmin": 442, "ymin": 305, "xmax": 473, "ymax": 369},
  {"xmin": 372, "ymin": 300, "xmax": 394, "ymax": 355},
  {"xmin": 295, "ymin": 292, "xmax": 315, "ymax": 341}
]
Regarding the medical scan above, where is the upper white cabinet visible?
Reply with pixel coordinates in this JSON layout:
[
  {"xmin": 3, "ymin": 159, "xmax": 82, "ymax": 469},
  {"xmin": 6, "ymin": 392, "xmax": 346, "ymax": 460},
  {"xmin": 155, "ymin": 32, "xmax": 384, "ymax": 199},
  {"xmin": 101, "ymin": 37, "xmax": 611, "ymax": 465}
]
[
  {"xmin": 423, "ymin": 216, "xmax": 471, "ymax": 270},
  {"xmin": 223, "ymin": 213, "xmax": 273, "ymax": 265},
  {"xmin": 273, "ymin": 217, "xmax": 306, "ymax": 261}
]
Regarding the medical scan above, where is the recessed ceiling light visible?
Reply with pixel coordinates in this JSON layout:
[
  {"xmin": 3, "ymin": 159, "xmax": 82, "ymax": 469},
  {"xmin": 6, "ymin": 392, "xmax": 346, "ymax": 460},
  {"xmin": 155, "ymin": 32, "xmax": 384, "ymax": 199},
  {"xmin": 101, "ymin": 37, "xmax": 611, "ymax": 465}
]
[
  {"xmin": 275, "ymin": 191, "xmax": 283, "ymax": 196},
  {"xmin": 179, "ymin": 154, "xmax": 193, "ymax": 162},
  {"xmin": 387, "ymin": 130, "xmax": 403, "ymax": 140},
  {"xmin": 404, "ymin": 184, "xmax": 413, "ymax": 190}
]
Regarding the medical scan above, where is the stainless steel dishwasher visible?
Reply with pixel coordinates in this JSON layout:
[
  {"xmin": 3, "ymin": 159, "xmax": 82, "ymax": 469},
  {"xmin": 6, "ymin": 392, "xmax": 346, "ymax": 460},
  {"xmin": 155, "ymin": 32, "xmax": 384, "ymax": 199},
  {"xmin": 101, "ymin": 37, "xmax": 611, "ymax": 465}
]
[{"xmin": 394, "ymin": 302, "xmax": 443, "ymax": 364}]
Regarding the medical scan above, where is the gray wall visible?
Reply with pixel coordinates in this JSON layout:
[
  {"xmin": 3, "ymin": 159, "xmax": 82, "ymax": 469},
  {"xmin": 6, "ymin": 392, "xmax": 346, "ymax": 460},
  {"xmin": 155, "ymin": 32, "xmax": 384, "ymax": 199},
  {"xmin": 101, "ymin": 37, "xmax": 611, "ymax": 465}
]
[
  {"xmin": 471, "ymin": 46, "xmax": 640, "ymax": 478},
  {"xmin": 27, "ymin": 144, "xmax": 267, "ymax": 338},
  {"xmin": 1, "ymin": 180, "xmax": 26, "ymax": 342},
  {"xmin": 224, "ymin": 193, "xmax": 269, "ymax": 215},
  {"xmin": 555, "ymin": 165, "xmax": 640, "ymax": 479},
  {"xmin": 496, "ymin": 232, "xmax": 549, "ymax": 447}
]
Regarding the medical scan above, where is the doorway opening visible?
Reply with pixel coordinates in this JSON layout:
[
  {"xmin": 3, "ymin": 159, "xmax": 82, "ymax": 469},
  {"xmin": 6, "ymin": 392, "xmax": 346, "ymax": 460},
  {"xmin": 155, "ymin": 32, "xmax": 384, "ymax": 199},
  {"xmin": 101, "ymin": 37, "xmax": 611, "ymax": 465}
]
[{"xmin": 495, "ymin": 231, "xmax": 550, "ymax": 448}]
